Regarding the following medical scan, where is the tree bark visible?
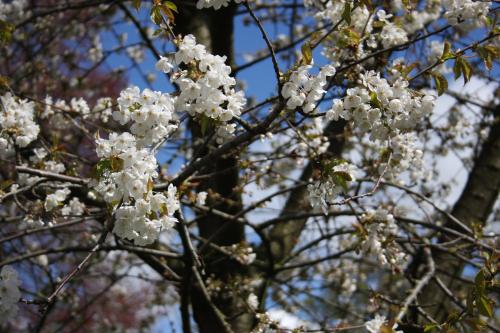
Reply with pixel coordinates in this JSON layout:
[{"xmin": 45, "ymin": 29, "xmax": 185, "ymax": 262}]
[
  {"xmin": 174, "ymin": 2, "xmax": 253, "ymax": 332},
  {"xmin": 410, "ymin": 100, "xmax": 500, "ymax": 325}
]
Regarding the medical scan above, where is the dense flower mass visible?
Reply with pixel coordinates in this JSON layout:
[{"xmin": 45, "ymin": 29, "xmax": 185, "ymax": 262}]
[
  {"xmin": 95, "ymin": 132, "xmax": 179, "ymax": 245},
  {"xmin": 114, "ymin": 86, "xmax": 177, "ymax": 146},
  {"xmin": 308, "ymin": 161, "xmax": 357, "ymax": 214},
  {"xmin": 282, "ymin": 64, "xmax": 336, "ymax": 112},
  {"xmin": 365, "ymin": 315, "xmax": 402, "ymax": 333},
  {"xmin": 326, "ymin": 71, "xmax": 435, "ymax": 141},
  {"xmin": 442, "ymin": 0, "xmax": 491, "ymax": 25},
  {"xmin": 0, "ymin": 0, "xmax": 28, "ymax": 22},
  {"xmin": 196, "ymin": 0, "xmax": 243, "ymax": 10},
  {"xmin": 0, "ymin": 0, "xmax": 497, "ymax": 331},
  {"xmin": 0, "ymin": 266, "xmax": 21, "ymax": 319},
  {"xmin": 0, "ymin": 93, "xmax": 39, "ymax": 155},
  {"xmin": 44, "ymin": 188, "xmax": 71, "ymax": 212},
  {"xmin": 359, "ymin": 208, "xmax": 406, "ymax": 267},
  {"xmin": 156, "ymin": 34, "xmax": 246, "ymax": 130}
]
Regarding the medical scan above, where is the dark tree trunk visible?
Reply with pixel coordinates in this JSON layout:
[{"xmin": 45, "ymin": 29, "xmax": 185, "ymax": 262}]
[
  {"xmin": 408, "ymin": 100, "xmax": 500, "ymax": 325},
  {"xmin": 174, "ymin": 2, "xmax": 253, "ymax": 332}
]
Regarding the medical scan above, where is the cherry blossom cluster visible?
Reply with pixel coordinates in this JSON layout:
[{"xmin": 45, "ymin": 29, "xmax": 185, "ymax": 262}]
[
  {"xmin": 359, "ymin": 208, "xmax": 406, "ymax": 267},
  {"xmin": 15, "ymin": 148, "xmax": 67, "ymax": 188},
  {"xmin": 114, "ymin": 86, "xmax": 177, "ymax": 146},
  {"xmin": 0, "ymin": 0, "xmax": 28, "ymax": 22},
  {"xmin": 326, "ymin": 71, "xmax": 435, "ymax": 142},
  {"xmin": 61, "ymin": 197, "xmax": 86, "ymax": 216},
  {"xmin": 226, "ymin": 243, "xmax": 256, "ymax": 265},
  {"xmin": 94, "ymin": 132, "xmax": 179, "ymax": 245},
  {"xmin": 43, "ymin": 96, "xmax": 90, "ymax": 119},
  {"xmin": 378, "ymin": 10, "xmax": 408, "ymax": 49},
  {"xmin": 156, "ymin": 35, "xmax": 246, "ymax": 134},
  {"xmin": 307, "ymin": 1, "xmax": 373, "ymax": 66},
  {"xmin": 282, "ymin": 64, "xmax": 336, "ymax": 113},
  {"xmin": 0, "ymin": 266, "xmax": 21, "ymax": 319},
  {"xmin": 307, "ymin": 2, "xmax": 441, "ymax": 66},
  {"xmin": 382, "ymin": 132, "xmax": 429, "ymax": 184},
  {"xmin": 92, "ymin": 97, "xmax": 114, "ymax": 123},
  {"xmin": 442, "ymin": 0, "xmax": 491, "ymax": 25},
  {"xmin": 0, "ymin": 93, "xmax": 39, "ymax": 156},
  {"xmin": 44, "ymin": 188, "xmax": 71, "ymax": 212},
  {"xmin": 365, "ymin": 315, "xmax": 402, "ymax": 333},
  {"xmin": 195, "ymin": 0, "xmax": 244, "ymax": 10},
  {"xmin": 308, "ymin": 161, "xmax": 357, "ymax": 214}
]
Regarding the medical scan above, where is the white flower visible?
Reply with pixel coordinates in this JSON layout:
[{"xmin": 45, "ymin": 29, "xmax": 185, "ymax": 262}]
[
  {"xmin": 95, "ymin": 130, "xmax": 180, "ymax": 245},
  {"xmin": 442, "ymin": 0, "xmax": 491, "ymax": 25},
  {"xmin": 0, "ymin": 93, "xmax": 39, "ymax": 148},
  {"xmin": 114, "ymin": 86, "xmax": 177, "ymax": 146},
  {"xmin": 0, "ymin": 0, "xmax": 29, "ymax": 22},
  {"xmin": 156, "ymin": 56, "xmax": 174, "ymax": 73},
  {"xmin": 61, "ymin": 197, "xmax": 85, "ymax": 216},
  {"xmin": 365, "ymin": 315, "xmax": 387, "ymax": 333},
  {"xmin": 281, "ymin": 64, "xmax": 336, "ymax": 113},
  {"xmin": 196, "ymin": 0, "xmax": 243, "ymax": 10},
  {"xmin": 247, "ymin": 293, "xmax": 259, "ymax": 309},
  {"xmin": 89, "ymin": 35, "xmax": 103, "ymax": 63},
  {"xmin": 380, "ymin": 23, "xmax": 408, "ymax": 48},
  {"xmin": 44, "ymin": 188, "xmax": 71, "ymax": 212},
  {"xmin": 196, "ymin": 191, "xmax": 208, "ymax": 206},
  {"xmin": 365, "ymin": 315, "xmax": 402, "ymax": 333}
]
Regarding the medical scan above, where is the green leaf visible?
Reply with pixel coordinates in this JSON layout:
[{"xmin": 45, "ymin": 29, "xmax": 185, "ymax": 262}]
[
  {"xmin": 110, "ymin": 156, "xmax": 124, "ymax": 172},
  {"xmin": 477, "ymin": 296, "xmax": 493, "ymax": 317},
  {"xmin": 441, "ymin": 41, "xmax": 454, "ymax": 61},
  {"xmin": 475, "ymin": 269, "xmax": 485, "ymax": 294},
  {"xmin": 423, "ymin": 324, "xmax": 438, "ymax": 332},
  {"xmin": 151, "ymin": 6, "xmax": 163, "ymax": 25},
  {"xmin": 164, "ymin": 1, "xmax": 178, "ymax": 13},
  {"xmin": 466, "ymin": 288, "xmax": 475, "ymax": 314},
  {"xmin": 432, "ymin": 72, "xmax": 448, "ymax": 96},
  {"xmin": 477, "ymin": 45, "xmax": 499, "ymax": 71},
  {"xmin": 333, "ymin": 171, "xmax": 353, "ymax": 182},
  {"xmin": 370, "ymin": 91, "xmax": 382, "ymax": 109},
  {"xmin": 0, "ymin": 75, "xmax": 10, "ymax": 89},
  {"xmin": 160, "ymin": 4, "xmax": 176, "ymax": 23},
  {"xmin": 0, "ymin": 180, "xmax": 14, "ymax": 191},
  {"xmin": 459, "ymin": 57, "xmax": 472, "ymax": 83},
  {"xmin": 132, "ymin": 0, "xmax": 141, "ymax": 10},
  {"xmin": 0, "ymin": 19, "xmax": 14, "ymax": 45},
  {"xmin": 341, "ymin": 2, "xmax": 352, "ymax": 25},
  {"xmin": 476, "ymin": 47, "xmax": 490, "ymax": 70},
  {"xmin": 199, "ymin": 115, "xmax": 211, "ymax": 136},
  {"xmin": 333, "ymin": 173, "xmax": 349, "ymax": 192},
  {"xmin": 453, "ymin": 57, "xmax": 472, "ymax": 84},
  {"xmin": 301, "ymin": 42, "xmax": 313, "ymax": 65},
  {"xmin": 453, "ymin": 57, "xmax": 462, "ymax": 80},
  {"xmin": 147, "ymin": 179, "xmax": 154, "ymax": 193},
  {"xmin": 94, "ymin": 159, "xmax": 112, "ymax": 179}
]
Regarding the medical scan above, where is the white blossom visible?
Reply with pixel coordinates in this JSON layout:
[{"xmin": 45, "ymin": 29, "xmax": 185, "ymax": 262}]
[
  {"xmin": 442, "ymin": 0, "xmax": 491, "ymax": 25},
  {"xmin": 281, "ymin": 64, "xmax": 336, "ymax": 113},
  {"xmin": 171, "ymin": 35, "xmax": 246, "ymax": 128},
  {"xmin": 61, "ymin": 197, "xmax": 85, "ymax": 216},
  {"xmin": 0, "ymin": 93, "xmax": 39, "ymax": 149},
  {"xmin": 114, "ymin": 86, "xmax": 177, "ymax": 146},
  {"xmin": 196, "ymin": 191, "xmax": 208, "ymax": 206},
  {"xmin": 44, "ymin": 188, "xmax": 71, "ymax": 212},
  {"xmin": 365, "ymin": 315, "xmax": 402, "ymax": 333},
  {"xmin": 196, "ymin": 0, "xmax": 243, "ymax": 10}
]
